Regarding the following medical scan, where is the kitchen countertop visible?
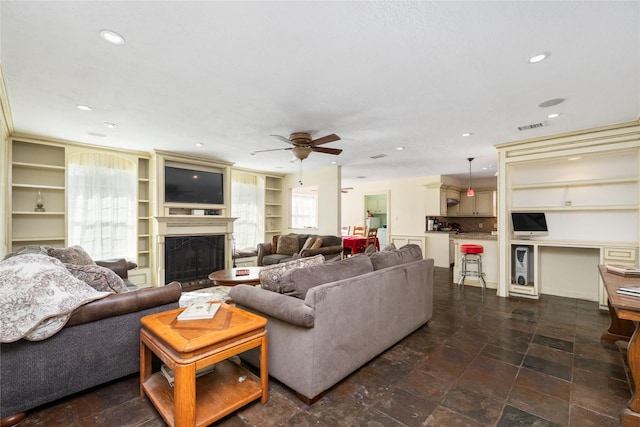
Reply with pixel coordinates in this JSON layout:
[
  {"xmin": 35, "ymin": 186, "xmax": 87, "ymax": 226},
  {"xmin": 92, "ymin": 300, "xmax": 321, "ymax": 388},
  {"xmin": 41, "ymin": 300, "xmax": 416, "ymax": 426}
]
[{"xmin": 451, "ymin": 232, "xmax": 497, "ymax": 241}]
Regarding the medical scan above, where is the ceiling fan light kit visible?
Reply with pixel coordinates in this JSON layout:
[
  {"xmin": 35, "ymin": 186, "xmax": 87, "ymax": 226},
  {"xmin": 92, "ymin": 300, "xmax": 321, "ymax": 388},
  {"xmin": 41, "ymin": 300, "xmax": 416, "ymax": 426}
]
[{"xmin": 252, "ymin": 132, "xmax": 342, "ymax": 161}]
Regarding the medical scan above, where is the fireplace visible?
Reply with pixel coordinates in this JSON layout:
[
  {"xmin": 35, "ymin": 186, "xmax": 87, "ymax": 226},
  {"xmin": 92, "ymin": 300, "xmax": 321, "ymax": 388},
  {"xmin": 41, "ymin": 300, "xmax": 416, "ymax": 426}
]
[{"xmin": 165, "ymin": 235, "xmax": 225, "ymax": 290}]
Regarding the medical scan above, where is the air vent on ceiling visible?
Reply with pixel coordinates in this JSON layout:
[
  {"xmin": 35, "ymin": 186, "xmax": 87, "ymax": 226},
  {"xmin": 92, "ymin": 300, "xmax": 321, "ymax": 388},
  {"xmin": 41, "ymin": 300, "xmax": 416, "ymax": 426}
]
[
  {"xmin": 370, "ymin": 154, "xmax": 387, "ymax": 159},
  {"xmin": 517, "ymin": 122, "xmax": 545, "ymax": 131}
]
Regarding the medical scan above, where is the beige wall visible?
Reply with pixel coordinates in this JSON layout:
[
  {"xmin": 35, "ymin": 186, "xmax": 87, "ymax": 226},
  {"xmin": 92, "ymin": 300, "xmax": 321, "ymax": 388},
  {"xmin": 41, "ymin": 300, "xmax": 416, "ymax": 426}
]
[{"xmin": 282, "ymin": 165, "xmax": 342, "ymax": 236}]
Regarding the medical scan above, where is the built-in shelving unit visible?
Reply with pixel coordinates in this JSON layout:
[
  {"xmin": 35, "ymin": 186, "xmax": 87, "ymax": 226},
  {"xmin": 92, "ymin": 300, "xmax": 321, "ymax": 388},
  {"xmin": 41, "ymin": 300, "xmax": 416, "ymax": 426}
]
[
  {"xmin": 496, "ymin": 121, "xmax": 640, "ymax": 301},
  {"xmin": 137, "ymin": 158, "xmax": 151, "ymax": 269},
  {"xmin": 264, "ymin": 175, "xmax": 283, "ymax": 240},
  {"xmin": 10, "ymin": 139, "xmax": 66, "ymax": 251}
]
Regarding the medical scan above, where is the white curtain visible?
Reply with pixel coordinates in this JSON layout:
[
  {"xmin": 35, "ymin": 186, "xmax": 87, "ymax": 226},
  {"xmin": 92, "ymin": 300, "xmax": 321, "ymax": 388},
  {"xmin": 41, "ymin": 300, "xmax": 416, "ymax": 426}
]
[
  {"xmin": 67, "ymin": 152, "xmax": 137, "ymax": 260},
  {"xmin": 231, "ymin": 172, "xmax": 261, "ymax": 250}
]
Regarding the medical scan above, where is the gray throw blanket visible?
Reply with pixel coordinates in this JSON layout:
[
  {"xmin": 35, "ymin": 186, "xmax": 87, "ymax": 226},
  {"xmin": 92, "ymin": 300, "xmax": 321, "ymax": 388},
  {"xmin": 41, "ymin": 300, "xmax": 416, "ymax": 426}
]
[{"xmin": 0, "ymin": 254, "xmax": 111, "ymax": 342}]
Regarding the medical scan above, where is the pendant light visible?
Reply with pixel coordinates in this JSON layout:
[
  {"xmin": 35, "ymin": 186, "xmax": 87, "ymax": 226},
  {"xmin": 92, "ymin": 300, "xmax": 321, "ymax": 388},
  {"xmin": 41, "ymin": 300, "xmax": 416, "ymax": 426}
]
[{"xmin": 467, "ymin": 157, "xmax": 475, "ymax": 197}]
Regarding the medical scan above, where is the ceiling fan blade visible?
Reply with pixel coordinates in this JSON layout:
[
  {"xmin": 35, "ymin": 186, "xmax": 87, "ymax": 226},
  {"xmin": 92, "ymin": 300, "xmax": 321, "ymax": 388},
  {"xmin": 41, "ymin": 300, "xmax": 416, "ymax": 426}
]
[
  {"xmin": 251, "ymin": 147, "xmax": 292, "ymax": 154},
  {"xmin": 310, "ymin": 133, "xmax": 340, "ymax": 146},
  {"xmin": 312, "ymin": 146, "xmax": 343, "ymax": 155},
  {"xmin": 270, "ymin": 134, "xmax": 294, "ymax": 145}
]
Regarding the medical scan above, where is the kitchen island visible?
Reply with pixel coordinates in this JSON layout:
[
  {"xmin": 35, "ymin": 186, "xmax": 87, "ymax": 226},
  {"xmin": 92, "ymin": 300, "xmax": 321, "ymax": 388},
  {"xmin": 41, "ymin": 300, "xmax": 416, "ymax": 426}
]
[{"xmin": 452, "ymin": 233, "xmax": 498, "ymax": 290}]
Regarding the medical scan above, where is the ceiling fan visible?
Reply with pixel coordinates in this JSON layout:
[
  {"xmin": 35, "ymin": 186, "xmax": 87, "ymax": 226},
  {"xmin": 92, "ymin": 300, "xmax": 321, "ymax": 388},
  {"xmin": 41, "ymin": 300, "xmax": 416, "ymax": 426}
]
[{"xmin": 251, "ymin": 132, "xmax": 342, "ymax": 161}]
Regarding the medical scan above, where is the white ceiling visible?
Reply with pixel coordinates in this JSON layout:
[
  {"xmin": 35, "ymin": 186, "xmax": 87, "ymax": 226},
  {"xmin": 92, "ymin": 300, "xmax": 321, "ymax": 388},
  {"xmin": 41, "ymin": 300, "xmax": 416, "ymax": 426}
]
[{"xmin": 1, "ymin": 1, "xmax": 639, "ymax": 185}]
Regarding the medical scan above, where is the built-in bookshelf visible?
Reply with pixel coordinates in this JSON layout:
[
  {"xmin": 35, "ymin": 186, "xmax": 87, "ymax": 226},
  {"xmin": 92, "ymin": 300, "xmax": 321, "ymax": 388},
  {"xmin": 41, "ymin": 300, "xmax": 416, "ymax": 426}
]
[
  {"xmin": 265, "ymin": 175, "xmax": 283, "ymax": 240},
  {"xmin": 10, "ymin": 139, "xmax": 66, "ymax": 251}
]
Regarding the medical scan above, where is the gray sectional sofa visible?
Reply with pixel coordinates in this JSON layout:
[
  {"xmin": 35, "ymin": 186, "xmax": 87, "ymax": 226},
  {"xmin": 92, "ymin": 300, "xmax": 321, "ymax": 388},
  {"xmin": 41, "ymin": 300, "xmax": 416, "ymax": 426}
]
[{"xmin": 230, "ymin": 244, "xmax": 433, "ymax": 403}]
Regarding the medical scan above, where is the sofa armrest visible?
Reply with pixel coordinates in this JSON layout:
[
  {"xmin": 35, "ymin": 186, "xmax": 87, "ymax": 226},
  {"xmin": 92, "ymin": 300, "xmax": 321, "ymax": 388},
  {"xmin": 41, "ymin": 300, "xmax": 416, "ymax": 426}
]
[
  {"xmin": 256, "ymin": 243, "xmax": 273, "ymax": 266},
  {"xmin": 300, "ymin": 244, "xmax": 343, "ymax": 259},
  {"xmin": 230, "ymin": 285, "xmax": 314, "ymax": 328},
  {"xmin": 66, "ymin": 281, "xmax": 182, "ymax": 327},
  {"xmin": 95, "ymin": 258, "xmax": 129, "ymax": 279}
]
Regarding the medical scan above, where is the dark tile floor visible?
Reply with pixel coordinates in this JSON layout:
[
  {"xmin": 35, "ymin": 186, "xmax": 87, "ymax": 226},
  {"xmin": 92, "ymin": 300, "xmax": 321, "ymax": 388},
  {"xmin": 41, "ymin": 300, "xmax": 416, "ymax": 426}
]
[{"xmin": 18, "ymin": 267, "xmax": 630, "ymax": 426}]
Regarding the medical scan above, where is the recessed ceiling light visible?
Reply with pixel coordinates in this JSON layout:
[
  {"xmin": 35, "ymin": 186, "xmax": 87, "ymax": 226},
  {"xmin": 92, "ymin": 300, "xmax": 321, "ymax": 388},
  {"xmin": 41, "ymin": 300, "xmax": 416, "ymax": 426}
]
[
  {"xmin": 396, "ymin": 147, "xmax": 405, "ymax": 151},
  {"xmin": 103, "ymin": 122, "xmax": 118, "ymax": 129},
  {"xmin": 195, "ymin": 142, "xmax": 204, "ymax": 147},
  {"xmin": 76, "ymin": 104, "xmax": 92, "ymax": 111},
  {"xmin": 528, "ymin": 52, "xmax": 550, "ymax": 63},
  {"xmin": 462, "ymin": 133, "xmax": 472, "ymax": 137},
  {"xmin": 100, "ymin": 30, "xmax": 125, "ymax": 45},
  {"xmin": 331, "ymin": 161, "xmax": 337, "ymax": 164},
  {"xmin": 547, "ymin": 113, "xmax": 561, "ymax": 119}
]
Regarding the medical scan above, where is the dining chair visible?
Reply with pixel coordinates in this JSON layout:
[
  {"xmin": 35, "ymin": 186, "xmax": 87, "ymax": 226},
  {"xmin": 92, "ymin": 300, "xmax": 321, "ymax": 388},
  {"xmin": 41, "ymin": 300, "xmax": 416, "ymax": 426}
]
[
  {"xmin": 352, "ymin": 226, "xmax": 366, "ymax": 236},
  {"xmin": 341, "ymin": 225, "xmax": 351, "ymax": 236},
  {"xmin": 366, "ymin": 227, "xmax": 378, "ymax": 248}
]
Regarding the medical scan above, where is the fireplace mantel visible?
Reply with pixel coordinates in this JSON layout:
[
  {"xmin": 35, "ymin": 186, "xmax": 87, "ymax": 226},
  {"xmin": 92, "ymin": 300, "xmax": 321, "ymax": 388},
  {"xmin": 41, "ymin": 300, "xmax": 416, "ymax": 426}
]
[
  {"xmin": 154, "ymin": 216, "xmax": 237, "ymax": 285},
  {"xmin": 155, "ymin": 215, "xmax": 237, "ymax": 235}
]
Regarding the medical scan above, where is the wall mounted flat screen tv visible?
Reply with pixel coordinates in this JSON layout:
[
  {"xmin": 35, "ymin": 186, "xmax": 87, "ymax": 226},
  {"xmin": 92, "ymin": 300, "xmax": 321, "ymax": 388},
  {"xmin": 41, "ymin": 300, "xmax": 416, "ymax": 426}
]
[
  {"xmin": 165, "ymin": 166, "xmax": 224, "ymax": 205},
  {"xmin": 511, "ymin": 212, "xmax": 548, "ymax": 238}
]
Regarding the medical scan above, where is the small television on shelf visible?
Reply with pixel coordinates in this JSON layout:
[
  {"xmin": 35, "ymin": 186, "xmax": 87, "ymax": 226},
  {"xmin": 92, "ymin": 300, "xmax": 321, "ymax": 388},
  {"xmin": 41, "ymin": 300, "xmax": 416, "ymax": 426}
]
[
  {"xmin": 164, "ymin": 166, "xmax": 224, "ymax": 205},
  {"xmin": 511, "ymin": 212, "xmax": 548, "ymax": 238}
]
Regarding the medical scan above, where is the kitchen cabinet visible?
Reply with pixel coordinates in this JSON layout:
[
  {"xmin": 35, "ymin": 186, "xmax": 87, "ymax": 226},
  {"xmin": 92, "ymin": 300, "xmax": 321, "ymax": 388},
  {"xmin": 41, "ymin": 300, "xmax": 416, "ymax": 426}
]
[
  {"xmin": 425, "ymin": 184, "xmax": 460, "ymax": 217},
  {"xmin": 366, "ymin": 196, "xmax": 386, "ymax": 214},
  {"xmin": 425, "ymin": 232, "xmax": 452, "ymax": 268},
  {"xmin": 458, "ymin": 190, "xmax": 496, "ymax": 217}
]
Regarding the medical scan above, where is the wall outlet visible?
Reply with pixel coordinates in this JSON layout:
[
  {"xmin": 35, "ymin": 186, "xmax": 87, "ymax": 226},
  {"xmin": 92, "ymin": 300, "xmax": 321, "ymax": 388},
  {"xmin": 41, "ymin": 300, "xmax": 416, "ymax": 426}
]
[{"xmin": 478, "ymin": 223, "xmax": 483, "ymax": 228}]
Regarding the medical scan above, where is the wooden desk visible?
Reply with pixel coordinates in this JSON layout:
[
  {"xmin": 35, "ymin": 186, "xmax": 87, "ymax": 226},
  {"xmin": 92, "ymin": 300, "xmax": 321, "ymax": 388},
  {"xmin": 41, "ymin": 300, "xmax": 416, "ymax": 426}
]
[
  {"xmin": 140, "ymin": 303, "xmax": 268, "ymax": 427},
  {"xmin": 599, "ymin": 265, "xmax": 640, "ymax": 426}
]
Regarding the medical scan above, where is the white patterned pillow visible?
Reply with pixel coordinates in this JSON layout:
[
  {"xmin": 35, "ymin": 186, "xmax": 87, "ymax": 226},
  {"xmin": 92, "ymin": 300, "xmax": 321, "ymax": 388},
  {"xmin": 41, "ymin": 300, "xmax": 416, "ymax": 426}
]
[{"xmin": 259, "ymin": 254, "xmax": 325, "ymax": 294}]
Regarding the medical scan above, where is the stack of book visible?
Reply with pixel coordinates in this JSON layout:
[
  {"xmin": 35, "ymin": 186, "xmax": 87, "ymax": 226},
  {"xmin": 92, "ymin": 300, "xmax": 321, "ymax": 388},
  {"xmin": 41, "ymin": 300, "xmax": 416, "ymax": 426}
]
[
  {"xmin": 606, "ymin": 264, "xmax": 640, "ymax": 276},
  {"xmin": 616, "ymin": 285, "xmax": 640, "ymax": 298}
]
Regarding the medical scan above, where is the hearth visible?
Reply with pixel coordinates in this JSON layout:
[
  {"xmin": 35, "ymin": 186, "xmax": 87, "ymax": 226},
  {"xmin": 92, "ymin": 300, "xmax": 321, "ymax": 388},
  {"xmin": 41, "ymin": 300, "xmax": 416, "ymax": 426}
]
[{"xmin": 164, "ymin": 235, "xmax": 225, "ymax": 289}]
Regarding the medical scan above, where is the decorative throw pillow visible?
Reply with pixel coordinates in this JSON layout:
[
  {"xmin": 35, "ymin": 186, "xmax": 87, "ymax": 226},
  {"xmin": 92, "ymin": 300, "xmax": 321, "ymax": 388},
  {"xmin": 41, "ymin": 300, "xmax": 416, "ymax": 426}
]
[
  {"xmin": 364, "ymin": 243, "xmax": 377, "ymax": 255},
  {"xmin": 301, "ymin": 236, "xmax": 315, "ymax": 252},
  {"xmin": 48, "ymin": 245, "xmax": 96, "ymax": 266},
  {"xmin": 368, "ymin": 244, "xmax": 423, "ymax": 270},
  {"xmin": 64, "ymin": 263, "xmax": 129, "ymax": 293},
  {"xmin": 271, "ymin": 235, "xmax": 279, "ymax": 254},
  {"xmin": 259, "ymin": 254, "xmax": 325, "ymax": 293},
  {"xmin": 3, "ymin": 245, "xmax": 50, "ymax": 260},
  {"xmin": 288, "ymin": 254, "xmax": 374, "ymax": 299},
  {"xmin": 276, "ymin": 235, "xmax": 299, "ymax": 256},
  {"xmin": 382, "ymin": 243, "xmax": 396, "ymax": 251},
  {"xmin": 310, "ymin": 237, "xmax": 323, "ymax": 249}
]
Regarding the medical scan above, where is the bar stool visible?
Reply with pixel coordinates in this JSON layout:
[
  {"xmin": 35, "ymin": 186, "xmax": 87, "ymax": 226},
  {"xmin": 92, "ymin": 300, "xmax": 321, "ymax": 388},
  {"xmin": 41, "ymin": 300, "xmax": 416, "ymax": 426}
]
[{"xmin": 457, "ymin": 243, "xmax": 487, "ymax": 293}]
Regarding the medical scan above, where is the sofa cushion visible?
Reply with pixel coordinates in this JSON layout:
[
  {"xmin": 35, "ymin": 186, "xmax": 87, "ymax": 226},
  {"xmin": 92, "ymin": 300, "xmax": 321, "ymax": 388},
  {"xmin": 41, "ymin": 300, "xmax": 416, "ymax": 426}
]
[
  {"xmin": 64, "ymin": 263, "xmax": 129, "ymax": 293},
  {"xmin": 368, "ymin": 244, "xmax": 423, "ymax": 270},
  {"xmin": 288, "ymin": 254, "xmax": 374, "ymax": 299},
  {"xmin": 3, "ymin": 245, "xmax": 52, "ymax": 260},
  {"xmin": 262, "ymin": 254, "xmax": 293, "ymax": 266},
  {"xmin": 276, "ymin": 235, "xmax": 299, "ymax": 256},
  {"xmin": 259, "ymin": 254, "xmax": 325, "ymax": 293},
  {"xmin": 48, "ymin": 245, "xmax": 96, "ymax": 266}
]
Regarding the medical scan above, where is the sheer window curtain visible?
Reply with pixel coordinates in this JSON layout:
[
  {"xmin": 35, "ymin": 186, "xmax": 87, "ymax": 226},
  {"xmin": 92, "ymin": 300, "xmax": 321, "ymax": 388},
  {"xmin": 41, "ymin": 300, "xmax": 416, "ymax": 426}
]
[
  {"xmin": 67, "ymin": 152, "xmax": 137, "ymax": 261},
  {"xmin": 231, "ymin": 172, "xmax": 262, "ymax": 250}
]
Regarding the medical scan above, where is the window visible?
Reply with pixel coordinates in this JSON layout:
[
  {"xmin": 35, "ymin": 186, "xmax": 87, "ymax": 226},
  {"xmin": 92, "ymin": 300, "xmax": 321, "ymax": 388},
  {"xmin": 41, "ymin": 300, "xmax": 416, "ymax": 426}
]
[
  {"xmin": 231, "ymin": 172, "xmax": 262, "ymax": 250},
  {"xmin": 291, "ymin": 186, "xmax": 318, "ymax": 229},
  {"xmin": 67, "ymin": 152, "xmax": 137, "ymax": 260}
]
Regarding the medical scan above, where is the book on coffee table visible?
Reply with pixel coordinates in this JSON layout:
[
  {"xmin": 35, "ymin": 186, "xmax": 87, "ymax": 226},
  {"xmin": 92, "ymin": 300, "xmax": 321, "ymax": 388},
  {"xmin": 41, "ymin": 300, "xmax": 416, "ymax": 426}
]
[
  {"xmin": 177, "ymin": 302, "xmax": 220, "ymax": 321},
  {"xmin": 235, "ymin": 269, "xmax": 250, "ymax": 276}
]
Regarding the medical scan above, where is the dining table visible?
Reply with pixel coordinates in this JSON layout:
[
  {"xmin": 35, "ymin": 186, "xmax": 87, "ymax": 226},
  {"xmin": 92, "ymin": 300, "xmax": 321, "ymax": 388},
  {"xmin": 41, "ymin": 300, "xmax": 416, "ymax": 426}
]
[{"xmin": 342, "ymin": 236, "xmax": 380, "ymax": 255}]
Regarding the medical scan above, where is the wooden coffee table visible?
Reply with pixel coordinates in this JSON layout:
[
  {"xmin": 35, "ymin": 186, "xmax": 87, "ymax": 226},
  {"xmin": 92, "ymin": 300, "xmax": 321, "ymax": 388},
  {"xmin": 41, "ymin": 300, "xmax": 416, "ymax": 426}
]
[
  {"xmin": 139, "ymin": 303, "xmax": 268, "ymax": 427},
  {"xmin": 208, "ymin": 266, "xmax": 262, "ymax": 286}
]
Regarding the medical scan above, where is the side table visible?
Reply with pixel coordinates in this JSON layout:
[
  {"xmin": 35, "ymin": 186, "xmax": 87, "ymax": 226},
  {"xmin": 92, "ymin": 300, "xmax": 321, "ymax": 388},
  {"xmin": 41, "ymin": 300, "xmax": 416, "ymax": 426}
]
[{"xmin": 140, "ymin": 303, "xmax": 268, "ymax": 427}]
